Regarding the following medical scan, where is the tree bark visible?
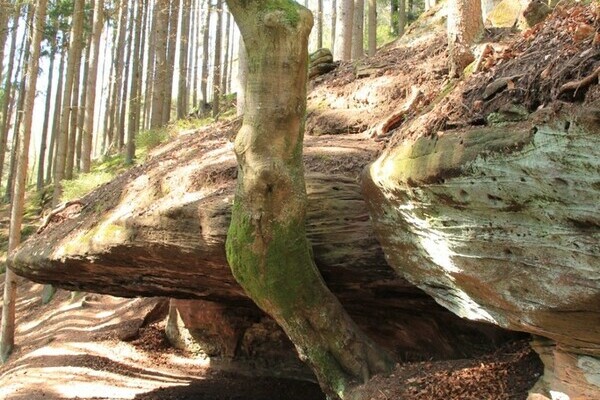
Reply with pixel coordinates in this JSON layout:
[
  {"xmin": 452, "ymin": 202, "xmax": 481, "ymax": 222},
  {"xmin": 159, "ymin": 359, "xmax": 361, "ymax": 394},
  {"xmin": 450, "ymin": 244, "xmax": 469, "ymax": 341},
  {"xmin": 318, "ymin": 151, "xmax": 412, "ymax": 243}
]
[
  {"xmin": 143, "ymin": 1, "xmax": 157, "ymax": 130},
  {"xmin": 200, "ymin": 0, "xmax": 211, "ymax": 108},
  {"xmin": 126, "ymin": 0, "xmax": 145, "ymax": 165},
  {"xmin": 212, "ymin": 0, "xmax": 223, "ymax": 118},
  {"xmin": 333, "ymin": 0, "xmax": 354, "ymax": 61},
  {"xmin": 178, "ymin": 0, "xmax": 191, "ymax": 119},
  {"xmin": 53, "ymin": 0, "xmax": 84, "ymax": 203},
  {"xmin": 220, "ymin": 10, "xmax": 231, "ymax": 95},
  {"xmin": 367, "ymin": 0, "xmax": 376, "ymax": 56},
  {"xmin": 82, "ymin": 0, "xmax": 105, "ymax": 173},
  {"xmin": 225, "ymin": 1, "xmax": 392, "ymax": 397},
  {"xmin": 37, "ymin": 30, "xmax": 58, "ymax": 192},
  {"xmin": 65, "ymin": 38, "xmax": 83, "ymax": 180},
  {"xmin": 47, "ymin": 40, "xmax": 67, "ymax": 184},
  {"xmin": 398, "ymin": 0, "xmax": 406, "ymax": 37},
  {"xmin": 352, "ymin": 0, "xmax": 364, "ymax": 60},
  {"xmin": 108, "ymin": 0, "xmax": 128, "ymax": 147},
  {"xmin": 236, "ymin": 37, "xmax": 247, "ymax": 116},
  {"xmin": 331, "ymin": 0, "xmax": 336, "ymax": 51},
  {"xmin": 151, "ymin": 0, "xmax": 169, "ymax": 128},
  {"xmin": 0, "ymin": 4, "xmax": 20, "ymax": 192},
  {"xmin": 317, "ymin": 0, "xmax": 323, "ymax": 49},
  {"xmin": 447, "ymin": 0, "xmax": 483, "ymax": 77},
  {"xmin": 163, "ymin": 0, "xmax": 180, "ymax": 126},
  {"xmin": 1, "ymin": 0, "xmax": 47, "ymax": 363},
  {"xmin": 0, "ymin": 0, "xmax": 10, "ymax": 87}
]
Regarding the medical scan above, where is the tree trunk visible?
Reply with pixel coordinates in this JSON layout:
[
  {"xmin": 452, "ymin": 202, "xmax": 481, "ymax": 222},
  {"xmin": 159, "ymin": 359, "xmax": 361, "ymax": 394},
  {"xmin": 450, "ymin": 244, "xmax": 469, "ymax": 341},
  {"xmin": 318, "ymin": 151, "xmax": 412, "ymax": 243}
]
[
  {"xmin": 5, "ymin": 6, "xmax": 34, "ymax": 203},
  {"xmin": 81, "ymin": 0, "xmax": 105, "ymax": 173},
  {"xmin": 177, "ymin": 0, "xmax": 191, "ymax": 119},
  {"xmin": 398, "ymin": 0, "xmax": 406, "ymax": 37},
  {"xmin": 53, "ymin": 0, "xmax": 85, "ymax": 203},
  {"xmin": 333, "ymin": 0, "xmax": 353, "ymax": 61},
  {"xmin": 225, "ymin": 1, "xmax": 392, "ymax": 398},
  {"xmin": 37, "ymin": 31, "xmax": 58, "ymax": 192},
  {"xmin": 220, "ymin": 10, "xmax": 231, "ymax": 95},
  {"xmin": 76, "ymin": 28, "xmax": 92, "ymax": 171},
  {"xmin": 317, "ymin": 0, "xmax": 323, "ymax": 49},
  {"xmin": 447, "ymin": 0, "xmax": 483, "ymax": 77},
  {"xmin": 163, "ymin": 0, "xmax": 180, "ymax": 126},
  {"xmin": 143, "ymin": 1, "xmax": 157, "ymax": 130},
  {"xmin": 0, "ymin": 0, "xmax": 10, "ymax": 88},
  {"xmin": 236, "ymin": 37, "xmax": 247, "ymax": 116},
  {"xmin": 367, "ymin": 0, "xmax": 376, "ymax": 56},
  {"xmin": 47, "ymin": 41, "xmax": 67, "ymax": 184},
  {"xmin": 117, "ymin": 5, "xmax": 136, "ymax": 149},
  {"xmin": 150, "ymin": 0, "xmax": 169, "ymax": 128},
  {"xmin": 0, "ymin": 4, "xmax": 20, "ymax": 191},
  {"xmin": 212, "ymin": 0, "xmax": 223, "ymax": 118},
  {"xmin": 331, "ymin": 0, "xmax": 336, "ymax": 51},
  {"xmin": 200, "ymin": 0, "xmax": 211, "ymax": 107},
  {"xmin": 108, "ymin": 0, "xmax": 128, "ymax": 148},
  {"xmin": 390, "ymin": 0, "xmax": 398, "ymax": 35},
  {"xmin": 126, "ymin": 0, "xmax": 145, "ymax": 165},
  {"xmin": 352, "ymin": 0, "xmax": 364, "ymax": 60},
  {"xmin": 101, "ymin": 19, "xmax": 114, "ymax": 153},
  {"xmin": 65, "ymin": 41, "xmax": 82, "ymax": 180},
  {"xmin": 1, "ymin": 0, "xmax": 47, "ymax": 363}
]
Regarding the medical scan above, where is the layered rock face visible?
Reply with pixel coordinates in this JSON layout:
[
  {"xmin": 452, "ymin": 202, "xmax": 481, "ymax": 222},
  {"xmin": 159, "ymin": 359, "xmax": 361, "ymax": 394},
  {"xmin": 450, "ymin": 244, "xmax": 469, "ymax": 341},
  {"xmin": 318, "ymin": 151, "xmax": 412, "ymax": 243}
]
[
  {"xmin": 363, "ymin": 107, "xmax": 600, "ymax": 399},
  {"xmin": 9, "ymin": 125, "xmax": 512, "ymax": 376}
]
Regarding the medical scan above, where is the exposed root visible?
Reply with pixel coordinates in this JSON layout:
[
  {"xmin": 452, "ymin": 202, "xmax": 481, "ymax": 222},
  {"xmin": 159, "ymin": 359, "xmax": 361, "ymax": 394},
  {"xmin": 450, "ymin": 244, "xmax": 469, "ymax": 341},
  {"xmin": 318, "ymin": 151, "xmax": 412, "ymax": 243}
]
[
  {"xmin": 37, "ymin": 199, "xmax": 83, "ymax": 234},
  {"xmin": 557, "ymin": 65, "xmax": 600, "ymax": 100},
  {"xmin": 367, "ymin": 86, "xmax": 423, "ymax": 139}
]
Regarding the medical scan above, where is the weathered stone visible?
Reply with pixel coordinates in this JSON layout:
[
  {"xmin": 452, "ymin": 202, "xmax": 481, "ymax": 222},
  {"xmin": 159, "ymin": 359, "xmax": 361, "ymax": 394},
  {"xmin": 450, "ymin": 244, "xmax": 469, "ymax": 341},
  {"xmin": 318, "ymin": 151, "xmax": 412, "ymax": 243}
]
[
  {"xmin": 363, "ymin": 106, "xmax": 600, "ymax": 399},
  {"xmin": 9, "ymin": 129, "xmax": 512, "ymax": 364}
]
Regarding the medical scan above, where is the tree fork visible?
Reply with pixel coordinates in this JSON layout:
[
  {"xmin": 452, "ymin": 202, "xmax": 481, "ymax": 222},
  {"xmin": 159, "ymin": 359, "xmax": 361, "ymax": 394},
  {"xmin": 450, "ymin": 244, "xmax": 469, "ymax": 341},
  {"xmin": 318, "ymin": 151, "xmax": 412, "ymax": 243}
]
[{"xmin": 224, "ymin": 1, "xmax": 392, "ymax": 398}]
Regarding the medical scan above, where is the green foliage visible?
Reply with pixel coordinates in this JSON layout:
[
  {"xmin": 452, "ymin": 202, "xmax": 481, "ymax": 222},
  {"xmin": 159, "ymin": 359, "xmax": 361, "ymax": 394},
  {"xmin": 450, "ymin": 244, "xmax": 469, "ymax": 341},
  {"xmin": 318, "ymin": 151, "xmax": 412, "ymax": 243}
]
[
  {"xmin": 263, "ymin": 0, "xmax": 301, "ymax": 27},
  {"xmin": 60, "ymin": 171, "xmax": 114, "ymax": 202},
  {"xmin": 136, "ymin": 128, "xmax": 169, "ymax": 153}
]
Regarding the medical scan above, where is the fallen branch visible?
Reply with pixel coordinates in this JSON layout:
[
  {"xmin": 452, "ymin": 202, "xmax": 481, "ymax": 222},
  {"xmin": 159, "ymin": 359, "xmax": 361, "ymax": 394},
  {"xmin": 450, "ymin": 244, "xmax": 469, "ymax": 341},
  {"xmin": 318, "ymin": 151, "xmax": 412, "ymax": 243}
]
[
  {"xmin": 367, "ymin": 86, "xmax": 423, "ymax": 139},
  {"xmin": 37, "ymin": 199, "xmax": 84, "ymax": 234},
  {"xmin": 558, "ymin": 66, "xmax": 600, "ymax": 99}
]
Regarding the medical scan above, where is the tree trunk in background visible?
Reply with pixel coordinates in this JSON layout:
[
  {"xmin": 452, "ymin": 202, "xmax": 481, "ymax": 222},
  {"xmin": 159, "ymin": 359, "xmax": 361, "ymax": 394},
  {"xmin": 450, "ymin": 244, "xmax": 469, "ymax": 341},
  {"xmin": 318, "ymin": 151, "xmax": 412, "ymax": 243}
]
[
  {"xmin": 76, "ymin": 27, "xmax": 93, "ymax": 171},
  {"xmin": 1, "ymin": 0, "xmax": 47, "ymax": 364},
  {"xmin": 47, "ymin": 42, "xmax": 67, "ymax": 184},
  {"xmin": 227, "ymin": 22, "xmax": 234, "ymax": 94},
  {"xmin": 352, "ymin": 0, "xmax": 364, "ymax": 60},
  {"xmin": 0, "ymin": 0, "xmax": 10, "ymax": 87},
  {"xmin": 236, "ymin": 36, "xmax": 246, "ymax": 116},
  {"xmin": 5, "ymin": 6, "xmax": 34, "ymax": 203},
  {"xmin": 101, "ymin": 19, "xmax": 114, "ymax": 153},
  {"xmin": 212, "ymin": 0, "xmax": 223, "ymax": 118},
  {"xmin": 37, "ymin": 32, "xmax": 58, "ymax": 192},
  {"xmin": 447, "ymin": 0, "xmax": 483, "ymax": 77},
  {"xmin": 190, "ymin": 0, "xmax": 200, "ymax": 109},
  {"xmin": 333, "ymin": 0, "xmax": 353, "ymax": 61},
  {"xmin": 126, "ymin": 0, "xmax": 145, "ymax": 165},
  {"xmin": 225, "ymin": 1, "xmax": 392, "ymax": 398},
  {"xmin": 317, "ymin": 0, "xmax": 323, "ymax": 49},
  {"xmin": 367, "ymin": 0, "xmax": 376, "ymax": 56},
  {"xmin": 331, "ymin": 0, "xmax": 336, "ymax": 51},
  {"xmin": 82, "ymin": 0, "xmax": 105, "ymax": 173},
  {"xmin": 108, "ymin": 0, "xmax": 128, "ymax": 148},
  {"xmin": 117, "ymin": 5, "xmax": 136, "ymax": 149},
  {"xmin": 200, "ymin": 1, "xmax": 211, "ymax": 107},
  {"xmin": 143, "ymin": 1, "xmax": 157, "ymax": 130},
  {"xmin": 65, "ymin": 41, "xmax": 83, "ymax": 180},
  {"xmin": 220, "ymin": 10, "xmax": 231, "ymax": 95},
  {"xmin": 177, "ymin": 0, "xmax": 191, "ymax": 119},
  {"xmin": 390, "ymin": 0, "xmax": 398, "ymax": 35},
  {"xmin": 398, "ymin": 0, "xmax": 406, "ymax": 37},
  {"xmin": 151, "ymin": 0, "xmax": 169, "ymax": 128},
  {"xmin": 0, "ymin": 4, "xmax": 20, "ymax": 192},
  {"xmin": 53, "ymin": 0, "xmax": 84, "ymax": 203},
  {"xmin": 163, "ymin": 0, "xmax": 180, "ymax": 126}
]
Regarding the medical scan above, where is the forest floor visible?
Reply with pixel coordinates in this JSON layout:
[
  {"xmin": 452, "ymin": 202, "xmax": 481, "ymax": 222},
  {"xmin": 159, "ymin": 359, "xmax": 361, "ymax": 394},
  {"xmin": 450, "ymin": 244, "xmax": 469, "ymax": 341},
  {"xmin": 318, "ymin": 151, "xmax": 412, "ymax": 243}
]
[{"xmin": 2, "ymin": 2, "xmax": 598, "ymax": 399}]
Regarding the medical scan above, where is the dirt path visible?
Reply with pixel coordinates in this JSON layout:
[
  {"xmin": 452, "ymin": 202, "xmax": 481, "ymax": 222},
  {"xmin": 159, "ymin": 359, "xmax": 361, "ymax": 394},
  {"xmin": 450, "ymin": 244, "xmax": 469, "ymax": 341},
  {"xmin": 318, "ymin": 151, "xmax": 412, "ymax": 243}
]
[{"xmin": 0, "ymin": 280, "xmax": 325, "ymax": 400}]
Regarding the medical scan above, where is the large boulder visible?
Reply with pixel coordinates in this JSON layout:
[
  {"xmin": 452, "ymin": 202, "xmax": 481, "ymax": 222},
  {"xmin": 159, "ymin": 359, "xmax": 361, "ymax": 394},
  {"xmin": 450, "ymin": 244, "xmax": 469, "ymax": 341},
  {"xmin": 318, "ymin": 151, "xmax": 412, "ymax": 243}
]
[
  {"xmin": 363, "ymin": 106, "xmax": 600, "ymax": 399},
  {"xmin": 9, "ymin": 123, "xmax": 511, "ymax": 367}
]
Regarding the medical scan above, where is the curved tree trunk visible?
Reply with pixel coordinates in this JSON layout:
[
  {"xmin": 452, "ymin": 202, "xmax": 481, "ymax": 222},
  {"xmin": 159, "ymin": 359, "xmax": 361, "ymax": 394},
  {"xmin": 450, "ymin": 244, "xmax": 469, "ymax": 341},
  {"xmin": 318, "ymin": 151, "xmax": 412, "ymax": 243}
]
[{"xmin": 225, "ymin": 1, "xmax": 392, "ymax": 398}]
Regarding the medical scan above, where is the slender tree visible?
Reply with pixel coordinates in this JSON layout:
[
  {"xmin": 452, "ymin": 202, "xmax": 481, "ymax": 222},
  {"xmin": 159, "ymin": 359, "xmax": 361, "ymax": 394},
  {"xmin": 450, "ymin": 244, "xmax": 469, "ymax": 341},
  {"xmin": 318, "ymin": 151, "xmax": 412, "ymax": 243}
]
[
  {"xmin": 190, "ymin": 0, "xmax": 200, "ymax": 109},
  {"xmin": 236, "ymin": 36, "xmax": 246, "ymax": 116},
  {"xmin": 0, "ymin": 3, "xmax": 20, "ymax": 191},
  {"xmin": 81, "ymin": 0, "xmax": 105, "ymax": 173},
  {"xmin": 1, "ymin": 0, "xmax": 47, "ymax": 363},
  {"xmin": 177, "ymin": 0, "xmax": 191, "ymax": 119},
  {"xmin": 163, "ymin": 0, "xmax": 180, "ymax": 125},
  {"xmin": 331, "ymin": 0, "xmax": 336, "ymax": 50},
  {"xmin": 398, "ymin": 0, "xmax": 406, "ymax": 37},
  {"xmin": 200, "ymin": 0, "xmax": 211, "ymax": 107},
  {"xmin": 53, "ymin": 0, "xmax": 85, "ymax": 202},
  {"xmin": 37, "ymin": 25, "xmax": 59, "ymax": 191},
  {"xmin": 225, "ymin": 1, "xmax": 392, "ymax": 398},
  {"xmin": 126, "ymin": 0, "xmax": 145, "ymax": 164},
  {"xmin": 0, "ymin": 0, "xmax": 10, "ymax": 87},
  {"xmin": 46, "ymin": 38, "xmax": 67, "ymax": 184},
  {"xmin": 220, "ymin": 9, "xmax": 231, "ymax": 95},
  {"xmin": 367, "ymin": 0, "xmax": 376, "ymax": 56},
  {"xmin": 143, "ymin": 0, "xmax": 157, "ymax": 129},
  {"xmin": 150, "ymin": 0, "xmax": 169, "ymax": 128},
  {"xmin": 107, "ymin": 0, "xmax": 127, "ymax": 148},
  {"xmin": 65, "ymin": 35, "xmax": 83, "ymax": 180},
  {"xmin": 317, "ymin": 0, "xmax": 323, "ymax": 49},
  {"xmin": 117, "ymin": 4, "xmax": 136, "ymax": 149},
  {"xmin": 352, "ymin": 0, "xmax": 364, "ymax": 59},
  {"xmin": 211, "ymin": 0, "xmax": 223, "ymax": 117},
  {"xmin": 76, "ymin": 29, "xmax": 93, "ymax": 170}
]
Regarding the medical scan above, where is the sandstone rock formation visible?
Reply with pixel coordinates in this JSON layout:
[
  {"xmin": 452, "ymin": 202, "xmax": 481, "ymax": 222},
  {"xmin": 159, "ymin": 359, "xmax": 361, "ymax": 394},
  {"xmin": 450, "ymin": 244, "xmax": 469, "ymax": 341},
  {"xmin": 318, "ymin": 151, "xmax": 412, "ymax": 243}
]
[{"xmin": 363, "ymin": 106, "xmax": 600, "ymax": 399}]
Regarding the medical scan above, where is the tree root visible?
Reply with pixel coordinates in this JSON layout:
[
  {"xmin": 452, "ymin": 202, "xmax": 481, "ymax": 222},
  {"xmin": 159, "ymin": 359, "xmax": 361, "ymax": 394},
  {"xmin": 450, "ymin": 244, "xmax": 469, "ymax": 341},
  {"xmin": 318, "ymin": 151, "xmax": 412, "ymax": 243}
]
[
  {"xmin": 37, "ymin": 199, "xmax": 83, "ymax": 234},
  {"xmin": 367, "ymin": 86, "xmax": 423, "ymax": 139},
  {"xmin": 558, "ymin": 66, "xmax": 600, "ymax": 100}
]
